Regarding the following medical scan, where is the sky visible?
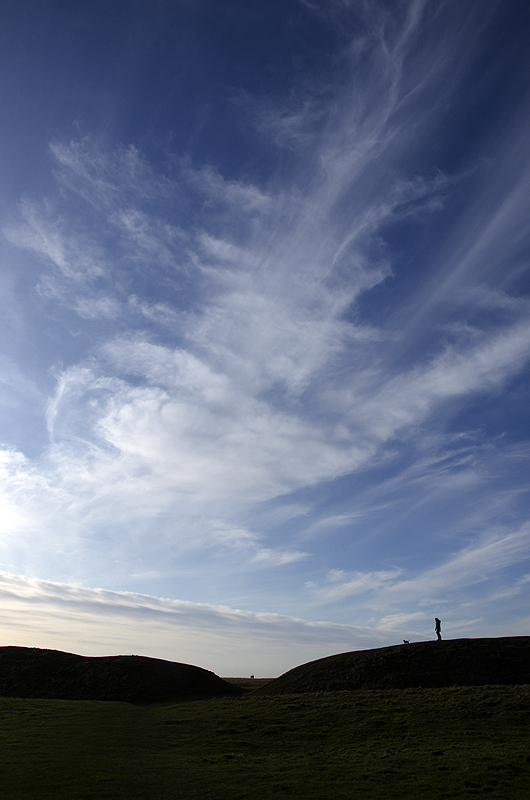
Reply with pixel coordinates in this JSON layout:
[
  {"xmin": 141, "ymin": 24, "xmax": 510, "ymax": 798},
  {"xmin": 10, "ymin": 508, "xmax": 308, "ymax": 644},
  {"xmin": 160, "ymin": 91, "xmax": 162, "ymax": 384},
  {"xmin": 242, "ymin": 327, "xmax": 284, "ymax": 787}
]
[{"xmin": 0, "ymin": 0, "xmax": 529, "ymax": 677}]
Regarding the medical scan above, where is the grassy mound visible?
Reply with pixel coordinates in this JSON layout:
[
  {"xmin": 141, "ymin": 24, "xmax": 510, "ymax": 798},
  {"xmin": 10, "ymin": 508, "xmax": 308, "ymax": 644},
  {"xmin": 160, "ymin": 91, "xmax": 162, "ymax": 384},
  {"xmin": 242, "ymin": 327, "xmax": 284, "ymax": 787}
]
[
  {"xmin": 1, "ymin": 685, "xmax": 530, "ymax": 798},
  {"xmin": 255, "ymin": 637, "xmax": 530, "ymax": 695},
  {"xmin": 0, "ymin": 646, "xmax": 241, "ymax": 702}
]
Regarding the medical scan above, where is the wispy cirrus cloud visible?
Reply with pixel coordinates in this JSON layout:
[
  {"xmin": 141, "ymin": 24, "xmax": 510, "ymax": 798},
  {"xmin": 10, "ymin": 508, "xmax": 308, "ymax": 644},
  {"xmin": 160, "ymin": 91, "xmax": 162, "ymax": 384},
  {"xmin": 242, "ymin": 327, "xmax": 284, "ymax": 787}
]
[
  {"xmin": 306, "ymin": 522, "xmax": 530, "ymax": 631},
  {"xmin": 3, "ymin": 110, "xmax": 530, "ymax": 581},
  {"xmin": 0, "ymin": 0, "xmax": 529, "ymax": 660}
]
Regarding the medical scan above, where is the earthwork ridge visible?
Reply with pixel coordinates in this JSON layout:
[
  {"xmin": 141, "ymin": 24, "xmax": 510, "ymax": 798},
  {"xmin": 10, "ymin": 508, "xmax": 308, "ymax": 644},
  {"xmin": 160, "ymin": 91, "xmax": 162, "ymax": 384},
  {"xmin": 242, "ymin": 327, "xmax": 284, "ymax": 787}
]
[
  {"xmin": 0, "ymin": 646, "xmax": 241, "ymax": 702},
  {"xmin": 253, "ymin": 637, "xmax": 530, "ymax": 695},
  {"xmin": 0, "ymin": 637, "xmax": 529, "ymax": 702}
]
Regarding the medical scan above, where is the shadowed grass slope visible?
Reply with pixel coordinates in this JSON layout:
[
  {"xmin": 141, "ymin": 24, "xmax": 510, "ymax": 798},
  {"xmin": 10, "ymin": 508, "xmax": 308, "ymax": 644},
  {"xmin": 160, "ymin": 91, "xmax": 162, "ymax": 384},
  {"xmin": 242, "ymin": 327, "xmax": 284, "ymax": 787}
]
[
  {"xmin": 254, "ymin": 637, "xmax": 530, "ymax": 695},
  {"xmin": 0, "ymin": 686, "xmax": 530, "ymax": 798},
  {"xmin": 0, "ymin": 638, "xmax": 530, "ymax": 797},
  {"xmin": 0, "ymin": 646, "xmax": 241, "ymax": 702}
]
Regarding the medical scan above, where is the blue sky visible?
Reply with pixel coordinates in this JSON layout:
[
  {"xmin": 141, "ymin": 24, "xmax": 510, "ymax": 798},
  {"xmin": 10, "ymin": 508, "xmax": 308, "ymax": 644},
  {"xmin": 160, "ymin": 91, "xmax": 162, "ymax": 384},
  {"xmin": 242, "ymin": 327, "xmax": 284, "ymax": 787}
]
[{"xmin": 0, "ymin": 0, "xmax": 529, "ymax": 676}]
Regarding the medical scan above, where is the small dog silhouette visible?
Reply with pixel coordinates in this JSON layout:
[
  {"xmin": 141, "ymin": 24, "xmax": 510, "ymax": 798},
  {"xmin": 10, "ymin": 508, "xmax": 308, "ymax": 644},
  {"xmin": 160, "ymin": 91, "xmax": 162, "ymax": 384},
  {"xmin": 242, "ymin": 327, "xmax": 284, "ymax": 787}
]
[{"xmin": 403, "ymin": 639, "xmax": 410, "ymax": 644}]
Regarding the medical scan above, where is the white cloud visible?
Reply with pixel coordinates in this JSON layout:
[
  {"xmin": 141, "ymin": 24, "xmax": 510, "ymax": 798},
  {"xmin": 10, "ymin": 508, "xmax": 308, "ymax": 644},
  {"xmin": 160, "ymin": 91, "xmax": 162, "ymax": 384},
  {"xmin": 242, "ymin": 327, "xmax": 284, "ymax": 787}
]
[
  {"xmin": 4, "ymin": 201, "xmax": 107, "ymax": 306},
  {"xmin": 186, "ymin": 164, "xmax": 272, "ymax": 213},
  {"xmin": 387, "ymin": 524, "xmax": 530, "ymax": 601},
  {"xmin": 313, "ymin": 568, "xmax": 403, "ymax": 602},
  {"xmin": 342, "ymin": 320, "xmax": 530, "ymax": 443},
  {"xmin": 0, "ymin": 571, "xmax": 394, "ymax": 676},
  {"xmin": 2, "ymin": 156, "xmax": 530, "ymax": 588},
  {"xmin": 207, "ymin": 520, "xmax": 309, "ymax": 565},
  {"xmin": 0, "ymin": 0, "xmax": 529, "ymax": 657},
  {"xmin": 49, "ymin": 139, "xmax": 175, "ymax": 211},
  {"xmin": 306, "ymin": 523, "xmax": 530, "ymax": 626},
  {"xmin": 74, "ymin": 296, "xmax": 121, "ymax": 320}
]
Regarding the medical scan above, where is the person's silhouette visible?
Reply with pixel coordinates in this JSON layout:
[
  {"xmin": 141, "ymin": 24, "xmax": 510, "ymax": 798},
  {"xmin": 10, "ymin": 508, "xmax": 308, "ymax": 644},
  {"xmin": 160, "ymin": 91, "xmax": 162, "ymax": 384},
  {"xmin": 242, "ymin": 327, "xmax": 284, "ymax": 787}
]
[{"xmin": 435, "ymin": 617, "xmax": 442, "ymax": 641}]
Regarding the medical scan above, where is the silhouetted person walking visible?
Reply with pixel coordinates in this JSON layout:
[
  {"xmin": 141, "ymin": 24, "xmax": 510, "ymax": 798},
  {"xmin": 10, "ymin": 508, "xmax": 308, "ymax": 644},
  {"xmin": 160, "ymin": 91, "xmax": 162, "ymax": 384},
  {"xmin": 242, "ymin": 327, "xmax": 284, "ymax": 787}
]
[{"xmin": 435, "ymin": 617, "xmax": 442, "ymax": 641}]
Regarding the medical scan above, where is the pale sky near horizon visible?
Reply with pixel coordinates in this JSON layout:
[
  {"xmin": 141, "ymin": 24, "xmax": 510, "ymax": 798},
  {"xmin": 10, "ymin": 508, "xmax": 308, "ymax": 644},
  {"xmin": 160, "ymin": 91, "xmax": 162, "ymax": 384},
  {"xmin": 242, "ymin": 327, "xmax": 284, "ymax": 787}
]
[{"xmin": 0, "ymin": 0, "xmax": 530, "ymax": 677}]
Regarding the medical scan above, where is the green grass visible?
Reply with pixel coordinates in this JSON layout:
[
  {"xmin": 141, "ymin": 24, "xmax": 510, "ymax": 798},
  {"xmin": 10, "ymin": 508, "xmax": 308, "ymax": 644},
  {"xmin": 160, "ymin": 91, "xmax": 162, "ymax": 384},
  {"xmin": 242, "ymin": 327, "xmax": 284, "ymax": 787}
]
[{"xmin": 1, "ymin": 685, "xmax": 529, "ymax": 798}]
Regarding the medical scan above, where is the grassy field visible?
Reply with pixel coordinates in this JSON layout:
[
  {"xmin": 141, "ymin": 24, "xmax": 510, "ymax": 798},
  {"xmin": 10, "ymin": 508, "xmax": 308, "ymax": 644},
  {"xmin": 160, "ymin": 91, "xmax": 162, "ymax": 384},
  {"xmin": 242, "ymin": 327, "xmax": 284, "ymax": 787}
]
[{"xmin": 0, "ymin": 685, "xmax": 529, "ymax": 799}]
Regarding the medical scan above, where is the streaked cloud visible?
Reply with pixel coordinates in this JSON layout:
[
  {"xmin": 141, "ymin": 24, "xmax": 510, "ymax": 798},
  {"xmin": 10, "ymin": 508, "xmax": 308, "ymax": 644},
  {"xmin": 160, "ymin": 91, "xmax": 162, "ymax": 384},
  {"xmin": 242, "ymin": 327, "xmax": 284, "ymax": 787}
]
[
  {"xmin": 0, "ymin": 0, "xmax": 528, "ymax": 670},
  {"xmin": 0, "ymin": 571, "xmax": 392, "ymax": 675}
]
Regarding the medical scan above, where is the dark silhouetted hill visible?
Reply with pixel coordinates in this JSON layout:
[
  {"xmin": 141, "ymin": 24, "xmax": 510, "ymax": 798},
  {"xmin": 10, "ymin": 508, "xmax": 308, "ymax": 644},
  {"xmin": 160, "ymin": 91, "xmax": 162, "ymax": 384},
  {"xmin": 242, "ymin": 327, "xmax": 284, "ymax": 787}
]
[
  {"xmin": 0, "ymin": 647, "xmax": 241, "ymax": 702},
  {"xmin": 255, "ymin": 637, "xmax": 530, "ymax": 695}
]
